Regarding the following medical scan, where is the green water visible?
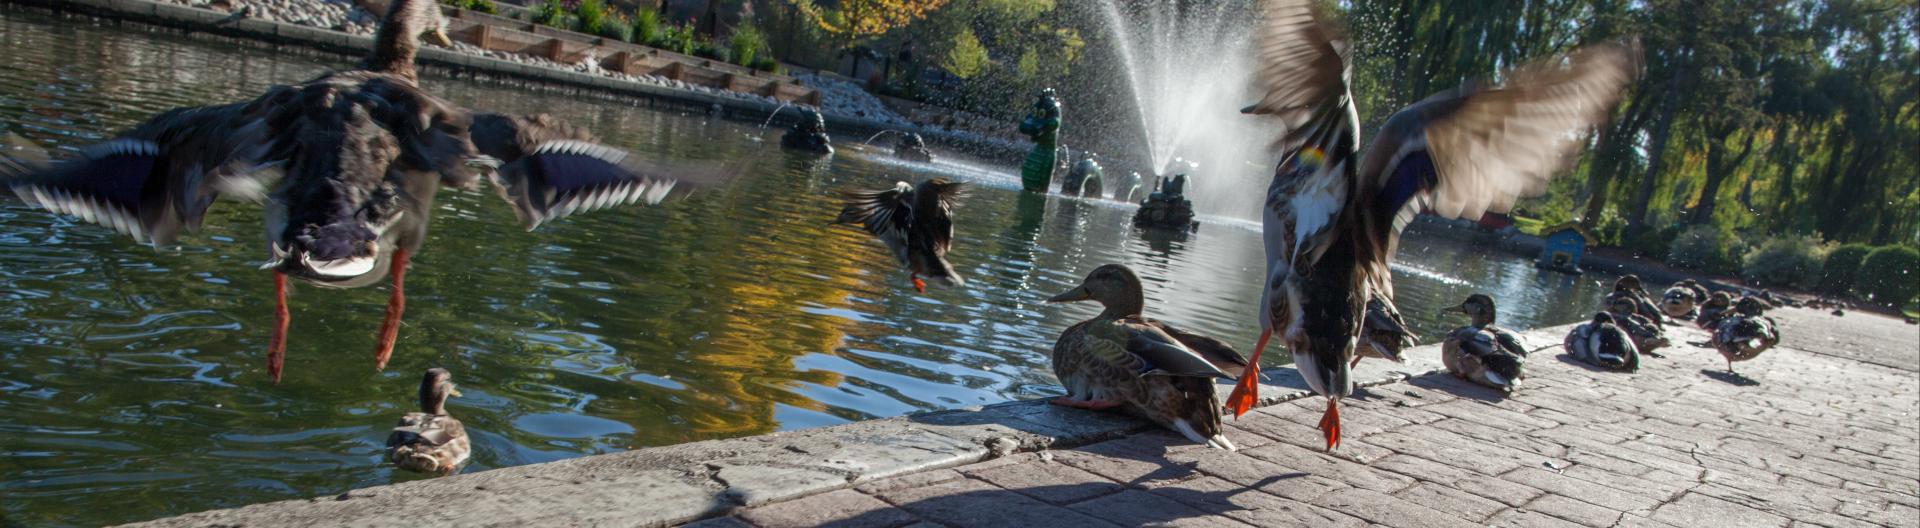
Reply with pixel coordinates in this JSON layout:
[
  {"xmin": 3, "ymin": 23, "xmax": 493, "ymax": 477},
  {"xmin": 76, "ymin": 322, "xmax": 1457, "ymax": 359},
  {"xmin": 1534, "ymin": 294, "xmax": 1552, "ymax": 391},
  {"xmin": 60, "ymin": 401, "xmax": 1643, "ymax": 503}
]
[{"xmin": 0, "ymin": 9, "xmax": 1620, "ymax": 526}]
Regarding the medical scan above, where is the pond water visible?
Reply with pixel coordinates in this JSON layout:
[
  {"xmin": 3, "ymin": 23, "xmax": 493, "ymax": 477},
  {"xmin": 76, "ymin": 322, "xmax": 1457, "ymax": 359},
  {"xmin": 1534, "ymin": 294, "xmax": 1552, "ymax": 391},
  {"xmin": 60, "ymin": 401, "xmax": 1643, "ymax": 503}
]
[{"xmin": 0, "ymin": 9, "xmax": 1620, "ymax": 526}]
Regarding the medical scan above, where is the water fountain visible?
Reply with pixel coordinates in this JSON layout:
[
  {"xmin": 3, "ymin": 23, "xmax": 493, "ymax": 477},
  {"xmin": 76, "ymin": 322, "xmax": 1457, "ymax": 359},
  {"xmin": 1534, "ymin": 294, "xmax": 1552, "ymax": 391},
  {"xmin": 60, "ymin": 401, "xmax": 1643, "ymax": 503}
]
[{"xmin": 1093, "ymin": 0, "xmax": 1285, "ymax": 219}]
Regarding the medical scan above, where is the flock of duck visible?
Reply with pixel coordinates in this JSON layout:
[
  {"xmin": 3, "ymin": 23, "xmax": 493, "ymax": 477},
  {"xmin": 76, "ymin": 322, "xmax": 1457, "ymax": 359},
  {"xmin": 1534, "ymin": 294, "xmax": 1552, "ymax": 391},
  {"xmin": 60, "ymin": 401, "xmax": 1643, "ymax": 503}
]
[{"xmin": 0, "ymin": 0, "xmax": 1787, "ymax": 479}]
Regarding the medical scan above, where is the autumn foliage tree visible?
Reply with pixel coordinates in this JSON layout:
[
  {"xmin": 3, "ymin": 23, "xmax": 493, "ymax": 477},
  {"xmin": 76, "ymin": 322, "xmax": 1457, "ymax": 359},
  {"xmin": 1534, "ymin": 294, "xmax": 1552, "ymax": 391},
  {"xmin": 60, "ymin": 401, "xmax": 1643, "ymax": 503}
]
[{"xmin": 797, "ymin": 0, "xmax": 949, "ymax": 73}]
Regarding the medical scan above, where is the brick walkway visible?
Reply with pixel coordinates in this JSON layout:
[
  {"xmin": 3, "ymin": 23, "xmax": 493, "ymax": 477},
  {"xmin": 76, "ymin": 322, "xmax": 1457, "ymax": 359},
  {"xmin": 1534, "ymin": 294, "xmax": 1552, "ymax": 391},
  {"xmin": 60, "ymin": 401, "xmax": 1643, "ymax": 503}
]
[{"xmin": 689, "ymin": 309, "xmax": 1920, "ymax": 528}]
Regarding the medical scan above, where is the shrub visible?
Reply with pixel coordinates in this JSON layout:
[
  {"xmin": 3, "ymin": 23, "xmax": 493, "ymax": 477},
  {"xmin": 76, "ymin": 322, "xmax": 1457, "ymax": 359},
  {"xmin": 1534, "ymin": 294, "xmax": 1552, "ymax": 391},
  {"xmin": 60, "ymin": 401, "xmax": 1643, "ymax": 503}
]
[
  {"xmin": 1667, "ymin": 225, "xmax": 1743, "ymax": 275},
  {"xmin": 1741, "ymin": 235, "xmax": 1830, "ymax": 289},
  {"xmin": 631, "ymin": 9, "xmax": 660, "ymax": 47},
  {"xmin": 1818, "ymin": 243, "xmax": 1873, "ymax": 295},
  {"xmin": 535, "ymin": 0, "xmax": 570, "ymax": 29},
  {"xmin": 661, "ymin": 22, "xmax": 699, "ymax": 55},
  {"xmin": 598, "ymin": 18, "xmax": 633, "ymax": 42},
  {"xmin": 575, "ymin": 0, "xmax": 605, "ymax": 35},
  {"xmin": 728, "ymin": 24, "xmax": 767, "ymax": 68},
  {"xmin": 752, "ymin": 57, "xmax": 780, "ymax": 73},
  {"xmin": 1856, "ymin": 246, "xmax": 1920, "ymax": 307},
  {"xmin": 464, "ymin": 0, "xmax": 497, "ymax": 14}
]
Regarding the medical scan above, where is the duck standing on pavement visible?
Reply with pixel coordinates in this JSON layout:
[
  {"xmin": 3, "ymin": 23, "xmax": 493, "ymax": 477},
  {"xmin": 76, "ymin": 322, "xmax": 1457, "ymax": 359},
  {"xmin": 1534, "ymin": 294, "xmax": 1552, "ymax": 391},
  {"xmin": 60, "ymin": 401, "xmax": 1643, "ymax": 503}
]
[{"xmin": 1711, "ymin": 297, "xmax": 1780, "ymax": 373}]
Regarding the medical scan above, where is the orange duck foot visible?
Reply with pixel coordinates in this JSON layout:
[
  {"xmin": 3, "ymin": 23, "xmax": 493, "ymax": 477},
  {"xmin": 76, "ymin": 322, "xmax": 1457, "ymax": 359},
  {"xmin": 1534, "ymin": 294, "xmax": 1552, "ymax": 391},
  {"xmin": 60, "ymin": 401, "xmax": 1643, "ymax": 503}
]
[
  {"xmin": 1318, "ymin": 399, "xmax": 1342, "ymax": 451},
  {"xmin": 268, "ymin": 271, "xmax": 290, "ymax": 383},
  {"xmin": 1224, "ymin": 329, "xmax": 1272, "ymax": 418},
  {"xmin": 372, "ymin": 249, "xmax": 410, "ymax": 371},
  {"xmin": 1051, "ymin": 396, "xmax": 1123, "ymax": 410},
  {"xmin": 912, "ymin": 275, "xmax": 927, "ymax": 294}
]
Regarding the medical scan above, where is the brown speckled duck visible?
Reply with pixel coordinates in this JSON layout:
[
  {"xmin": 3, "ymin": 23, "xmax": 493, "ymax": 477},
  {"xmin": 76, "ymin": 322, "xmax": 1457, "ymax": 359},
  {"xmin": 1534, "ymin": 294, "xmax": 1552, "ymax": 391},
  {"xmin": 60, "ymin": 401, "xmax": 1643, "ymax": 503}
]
[
  {"xmin": 1046, "ymin": 264, "xmax": 1248, "ymax": 450},
  {"xmin": 1696, "ymin": 291, "xmax": 1735, "ymax": 329},
  {"xmin": 1606, "ymin": 292, "xmax": 1669, "ymax": 354},
  {"xmin": 834, "ymin": 179, "xmax": 966, "ymax": 293},
  {"xmin": 1711, "ymin": 297, "xmax": 1779, "ymax": 373},
  {"xmin": 387, "ymin": 368, "xmax": 469, "ymax": 474},
  {"xmin": 1441, "ymin": 294, "xmax": 1528, "ymax": 393}
]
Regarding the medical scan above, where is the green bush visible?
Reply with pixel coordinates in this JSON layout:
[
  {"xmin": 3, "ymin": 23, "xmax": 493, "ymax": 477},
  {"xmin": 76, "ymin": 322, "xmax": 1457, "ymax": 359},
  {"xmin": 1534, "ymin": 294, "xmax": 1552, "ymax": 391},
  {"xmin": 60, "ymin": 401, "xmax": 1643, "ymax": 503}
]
[
  {"xmin": 661, "ymin": 22, "xmax": 699, "ymax": 55},
  {"xmin": 1667, "ymin": 225, "xmax": 1743, "ymax": 275},
  {"xmin": 631, "ymin": 9, "xmax": 660, "ymax": 47},
  {"xmin": 1856, "ymin": 246, "xmax": 1920, "ymax": 307},
  {"xmin": 464, "ymin": 0, "xmax": 497, "ymax": 14},
  {"xmin": 575, "ymin": 0, "xmax": 605, "ymax": 35},
  {"xmin": 728, "ymin": 24, "xmax": 767, "ymax": 68},
  {"xmin": 1741, "ymin": 235, "xmax": 1830, "ymax": 289},
  {"xmin": 1818, "ymin": 243, "xmax": 1873, "ymax": 295},
  {"xmin": 752, "ymin": 57, "xmax": 780, "ymax": 73},
  {"xmin": 535, "ymin": 0, "xmax": 570, "ymax": 29},
  {"xmin": 598, "ymin": 18, "xmax": 633, "ymax": 42}
]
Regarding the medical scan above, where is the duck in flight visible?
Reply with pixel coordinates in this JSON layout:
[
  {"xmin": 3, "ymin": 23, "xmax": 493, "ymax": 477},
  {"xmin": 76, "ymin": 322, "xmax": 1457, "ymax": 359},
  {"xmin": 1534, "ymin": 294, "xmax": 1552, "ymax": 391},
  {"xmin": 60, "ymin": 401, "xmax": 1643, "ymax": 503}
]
[
  {"xmin": 1225, "ymin": 0, "xmax": 1637, "ymax": 450},
  {"xmin": 1, "ymin": 0, "xmax": 732, "ymax": 382}
]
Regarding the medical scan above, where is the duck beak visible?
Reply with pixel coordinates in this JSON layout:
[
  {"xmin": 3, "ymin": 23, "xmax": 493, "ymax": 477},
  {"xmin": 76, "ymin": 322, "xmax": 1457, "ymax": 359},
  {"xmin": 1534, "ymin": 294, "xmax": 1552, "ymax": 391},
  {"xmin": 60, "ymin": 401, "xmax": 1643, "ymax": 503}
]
[
  {"xmin": 1046, "ymin": 286, "xmax": 1092, "ymax": 303},
  {"xmin": 430, "ymin": 27, "xmax": 453, "ymax": 48},
  {"xmin": 447, "ymin": 384, "xmax": 462, "ymax": 398}
]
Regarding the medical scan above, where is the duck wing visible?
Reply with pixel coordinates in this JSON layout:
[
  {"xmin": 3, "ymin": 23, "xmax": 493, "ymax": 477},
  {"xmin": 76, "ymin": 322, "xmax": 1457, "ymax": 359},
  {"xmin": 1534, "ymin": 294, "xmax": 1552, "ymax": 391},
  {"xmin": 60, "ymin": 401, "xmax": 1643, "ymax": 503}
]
[
  {"xmin": 2, "ymin": 90, "xmax": 295, "ymax": 246},
  {"xmin": 470, "ymin": 112, "xmax": 738, "ymax": 230},
  {"xmin": 1354, "ymin": 42, "xmax": 1638, "ymax": 262},
  {"xmin": 1146, "ymin": 319, "xmax": 1249, "ymax": 378},
  {"xmin": 1245, "ymin": 0, "xmax": 1362, "ymax": 272},
  {"xmin": 909, "ymin": 179, "xmax": 966, "ymax": 283},
  {"xmin": 1088, "ymin": 318, "xmax": 1235, "ymax": 380},
  {"xmin": 836, "ymin": 181, "xmax": 915, "ymax": 266},
  {"xmin": 1490, "ymin": 327, "xmax": 1530, "ymax": 357}
]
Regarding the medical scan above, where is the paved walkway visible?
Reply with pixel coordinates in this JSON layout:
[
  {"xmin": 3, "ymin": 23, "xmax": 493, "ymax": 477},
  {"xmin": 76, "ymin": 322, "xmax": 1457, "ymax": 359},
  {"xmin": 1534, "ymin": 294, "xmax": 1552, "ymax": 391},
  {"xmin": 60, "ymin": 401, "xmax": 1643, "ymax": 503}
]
[{"xmin": 690, "ymin": 308, "xmax": 1920, "ymax": 528}]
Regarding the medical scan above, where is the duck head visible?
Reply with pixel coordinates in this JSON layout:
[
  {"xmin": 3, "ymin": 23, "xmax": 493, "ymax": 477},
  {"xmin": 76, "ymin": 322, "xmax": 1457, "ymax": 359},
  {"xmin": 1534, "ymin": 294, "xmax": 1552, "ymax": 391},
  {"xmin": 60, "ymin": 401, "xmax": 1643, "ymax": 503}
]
[
  {"xmin": 1453, "ymin": 293, "xmax": 1497, "ymax": 326},
  {"xmin": 1613, "ymin": 274, "xmax": 1643, "ymax": 293},
  {"xmin": 1047, "ymin": 264, "xmax": 1145, "ymax": 318},
  {"xmin": 418, "ymin": 367, "xmax": 462, "ymax": 416},
  {"xmin": 1606, "ymin": 292, "xmax": 1639, "ymax": 315},
  {"xmin": 258, "ymin": 95, "xmax": 423, "ymax": 286}
]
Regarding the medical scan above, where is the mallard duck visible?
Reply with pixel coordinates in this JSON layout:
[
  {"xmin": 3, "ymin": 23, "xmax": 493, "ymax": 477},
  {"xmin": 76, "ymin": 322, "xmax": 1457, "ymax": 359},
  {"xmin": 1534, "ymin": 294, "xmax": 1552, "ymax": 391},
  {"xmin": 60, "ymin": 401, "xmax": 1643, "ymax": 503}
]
[
  {"xmin": 1696, "ymin": 291, "xmax": 1735, "ymax": 329},
  {"xmin": 893, "ymin": 133, "xmax": 933, "ymax": 163},
  {"xmin": 387, "ymin": 367, "xmax": 469, "ymax": 474},
  {"xmin": 1660, "ymin": 285, "xmax": 1698, "ymax": 320},
  {"xmin": 1612, "ymin": 275, "xmax": 1669, "ymax": 325},
  {"xmin": 782, "ymin": 108, "xmax": 833, "ymax": 155},
  {"xmin": 1711, "ymin": 297, "xmax": 1779, "ymax": 373},
  {"xmin": 1606, "ymin": 292, "xmax": 1670, "ymax": 354},
  {"xmin": 1565, "ymin": 312, "xmax": 1640, "ymax": 371},
  {"xmin": 1223, "ymin": 0, "xmax": 1635, "ymax": 450},
  {"xmin": 1440, "ymin": 294, "xmax": 1528, "ymax": 393},
  {"xmin": 1675, "ymin": 278, "xmax": 1710, "ymax": 303},
  {"xmin": 1357, "ymin": 294, "xmax": 1417, "ymax": 367},
  {"xmin": 833, "ymin": 179, "xmax": 966, "ymax": 293},
  {"xmin": 1046, "ymin": 264, "xmax": 1248, "ymax": 450},
  {"xmin": 1, "ymin": 0, "xmax": 726, "ymax": 382}
]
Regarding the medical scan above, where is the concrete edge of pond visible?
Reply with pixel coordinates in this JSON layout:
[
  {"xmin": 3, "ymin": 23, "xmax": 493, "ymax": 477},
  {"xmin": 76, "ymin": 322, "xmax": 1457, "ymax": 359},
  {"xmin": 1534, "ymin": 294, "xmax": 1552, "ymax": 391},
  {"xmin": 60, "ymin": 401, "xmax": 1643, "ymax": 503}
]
[
  {"xmin": 122, "ymin": 324, "xmax": 1584, "ymax": 527},
  {"xmin": 2, "ymin": 0, "xmax": 1029, "ymax": 158}
]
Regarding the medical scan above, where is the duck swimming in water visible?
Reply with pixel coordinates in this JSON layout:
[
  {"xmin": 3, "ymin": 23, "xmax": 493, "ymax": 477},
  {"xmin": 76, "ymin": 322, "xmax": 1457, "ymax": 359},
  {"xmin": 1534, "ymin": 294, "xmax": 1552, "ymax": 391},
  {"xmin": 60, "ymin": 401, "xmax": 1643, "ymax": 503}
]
[
  {"xmin": 387, "ymin": 367, "xmax": 469, "ymax": 474},
  {"xmin": 1047, "ymin": 264, "xmax": 1248, "ymax": 449},
  {"xmin": 1224, "ymin": 0, "xmax": 1636, "ymax": 450},
  {"xmin": 833, "ymin": 179, "xmax": 966, "ymax": 293},
  {"xmin": 1, "ymin": 0, "xmax": 727, "ymax": 381},
  {"xmin": 1441, "ymin": 294, "xmax": 1528, "ymax": 393},
  {"xmin": 1565, "ymin": 312, "xmax": 1640, "ymax": 371}
]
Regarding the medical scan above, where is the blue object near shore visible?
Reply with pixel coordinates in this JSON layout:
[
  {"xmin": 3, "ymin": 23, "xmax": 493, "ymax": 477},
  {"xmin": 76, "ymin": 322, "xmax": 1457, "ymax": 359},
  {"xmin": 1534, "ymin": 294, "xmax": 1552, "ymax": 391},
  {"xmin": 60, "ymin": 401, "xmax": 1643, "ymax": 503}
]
[{"xmin": 1537, "ymin": 222, "xmax": 1590, "ymax": 274}]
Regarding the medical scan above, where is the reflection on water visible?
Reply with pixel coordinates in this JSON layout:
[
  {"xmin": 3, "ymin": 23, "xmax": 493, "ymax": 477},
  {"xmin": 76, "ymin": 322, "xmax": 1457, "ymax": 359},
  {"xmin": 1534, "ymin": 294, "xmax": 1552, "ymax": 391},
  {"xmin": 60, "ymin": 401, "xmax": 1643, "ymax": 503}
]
[{"xmin": 0, "ymin": 9, "xmax": 1619, "ymax": 526}]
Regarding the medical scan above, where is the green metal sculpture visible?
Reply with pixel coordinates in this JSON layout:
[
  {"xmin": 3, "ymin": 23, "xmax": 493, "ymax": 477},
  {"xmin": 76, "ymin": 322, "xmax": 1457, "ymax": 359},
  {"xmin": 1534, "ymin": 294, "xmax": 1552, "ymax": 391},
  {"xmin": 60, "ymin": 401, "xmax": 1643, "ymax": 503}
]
[
  {"xmin": 1016, "ymin": 89, "xmax": 1062, "ymax": 193},
  {"xmin": 1061, "ymin": 152, "xmax": 1103, "ymax": 197}
]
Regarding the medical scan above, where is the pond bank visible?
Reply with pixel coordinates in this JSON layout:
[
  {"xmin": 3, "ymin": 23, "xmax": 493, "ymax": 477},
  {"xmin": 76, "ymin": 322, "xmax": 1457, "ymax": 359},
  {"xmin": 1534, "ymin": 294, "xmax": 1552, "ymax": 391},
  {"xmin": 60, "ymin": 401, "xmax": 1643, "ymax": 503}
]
[
  {"xmin": 128, "ymin": 308, "xmax": 1920, "ymax": 527},
  {"xmin": 1, "ymin": 0, "xmax": 1030, "ymax": 160},
  {"xmin": 125, "ymin": 326, "xmax": 1460, "ymax": 527}
]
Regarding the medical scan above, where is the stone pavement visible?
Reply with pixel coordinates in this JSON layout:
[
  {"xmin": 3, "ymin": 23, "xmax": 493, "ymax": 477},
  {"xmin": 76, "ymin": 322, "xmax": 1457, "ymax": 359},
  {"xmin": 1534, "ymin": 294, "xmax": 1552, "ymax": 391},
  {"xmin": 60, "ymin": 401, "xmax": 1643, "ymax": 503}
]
[{"xmin": 689, "ymin": 308, "xmax": 1920, "ymax": 528}]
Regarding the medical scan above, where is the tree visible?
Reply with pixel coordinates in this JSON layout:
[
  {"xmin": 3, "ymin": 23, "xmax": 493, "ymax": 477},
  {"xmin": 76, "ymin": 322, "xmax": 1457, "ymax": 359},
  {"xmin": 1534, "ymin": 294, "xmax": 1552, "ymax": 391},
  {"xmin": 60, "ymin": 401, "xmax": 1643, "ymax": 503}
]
[
  {"xmin": 799, "ymin": 0, "xmax": 948, "ymax": 52},
  {"xmin": 940, "ymin": 27, "xmax": 989, "ymax": 79}
]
